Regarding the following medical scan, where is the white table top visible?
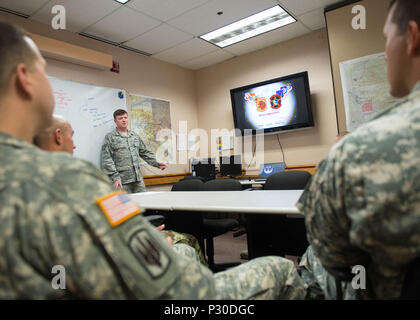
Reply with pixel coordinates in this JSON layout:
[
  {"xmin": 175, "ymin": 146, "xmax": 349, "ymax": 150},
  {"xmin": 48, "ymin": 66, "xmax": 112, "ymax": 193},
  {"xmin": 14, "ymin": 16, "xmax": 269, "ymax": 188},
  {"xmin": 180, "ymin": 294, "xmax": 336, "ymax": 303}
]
[{"xmin": 129, "ymin": 190, "xmax": 303, "ymax": 215}]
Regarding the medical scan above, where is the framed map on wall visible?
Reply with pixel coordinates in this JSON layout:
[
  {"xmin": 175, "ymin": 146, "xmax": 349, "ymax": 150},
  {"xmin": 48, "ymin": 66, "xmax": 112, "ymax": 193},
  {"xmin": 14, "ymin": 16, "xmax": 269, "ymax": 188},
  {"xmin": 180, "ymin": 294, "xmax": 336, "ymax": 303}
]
[
  {"xmin": 128, "ymin": 94, "xmax": 174, "ymax": 164},
  {"xmin": 339, "ymin": 52, "xmax": 401, "ymax": 132}
]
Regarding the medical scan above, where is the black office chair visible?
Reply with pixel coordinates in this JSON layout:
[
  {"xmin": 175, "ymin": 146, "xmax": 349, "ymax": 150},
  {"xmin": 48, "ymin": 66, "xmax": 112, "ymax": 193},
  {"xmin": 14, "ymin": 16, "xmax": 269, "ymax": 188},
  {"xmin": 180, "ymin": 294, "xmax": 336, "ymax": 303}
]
[
  {"xmin": 247, "ymin": 170, "xmax": 312, "ymax": 259},
  {"xmin": 263, "ymin": 170, "xmax": 312, "ymax": 190},
  {"xmin": 168, "ymin": 178, "xmax": 206, "ymax": 251},
  {"xmin": 145, "ymin": 215, "xmax": 165, "ymax": 227},
  {"xmin": 200, "ymin": 179, "xmax": 242, "ymax": 272},
  {"xmin": 171, "ymin": 177, "xmax": 204, "ymax": 191}
]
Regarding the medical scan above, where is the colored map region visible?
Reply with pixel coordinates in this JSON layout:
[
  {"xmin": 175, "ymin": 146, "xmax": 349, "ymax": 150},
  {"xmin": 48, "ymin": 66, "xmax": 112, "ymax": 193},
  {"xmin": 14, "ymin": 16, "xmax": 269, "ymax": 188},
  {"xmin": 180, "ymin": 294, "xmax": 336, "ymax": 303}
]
[
  {"xmin": 339, "ymin": 52, "xmax": 401, "ymax": 132},
  {"xmin": 128, "ymin": 94, "xmax": 173, "ymax": 162}
]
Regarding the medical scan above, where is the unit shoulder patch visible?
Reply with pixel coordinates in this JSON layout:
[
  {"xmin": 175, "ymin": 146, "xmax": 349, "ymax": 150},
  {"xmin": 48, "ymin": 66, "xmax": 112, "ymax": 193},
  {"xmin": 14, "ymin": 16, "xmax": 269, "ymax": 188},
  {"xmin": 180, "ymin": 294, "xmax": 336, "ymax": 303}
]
[{"xmin": 128, "ymin": 229, "xmax": 171, "ymax": 279}]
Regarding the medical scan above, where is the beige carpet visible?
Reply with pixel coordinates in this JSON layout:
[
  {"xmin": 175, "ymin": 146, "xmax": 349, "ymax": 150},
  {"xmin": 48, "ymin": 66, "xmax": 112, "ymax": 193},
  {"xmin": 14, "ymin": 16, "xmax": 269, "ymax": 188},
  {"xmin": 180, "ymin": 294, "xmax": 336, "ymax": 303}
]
[{"xmin": 212, "ymin": 230, "xmax": 248, "ymax": 264}]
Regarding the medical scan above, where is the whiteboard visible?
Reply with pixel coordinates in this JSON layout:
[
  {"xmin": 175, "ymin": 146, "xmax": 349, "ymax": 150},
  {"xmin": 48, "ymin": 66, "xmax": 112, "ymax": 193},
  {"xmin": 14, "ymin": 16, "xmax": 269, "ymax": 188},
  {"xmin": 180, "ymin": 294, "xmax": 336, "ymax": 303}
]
[{"xmin": 49, "ymin": 77, "xmax": 126, "ymax": 166}]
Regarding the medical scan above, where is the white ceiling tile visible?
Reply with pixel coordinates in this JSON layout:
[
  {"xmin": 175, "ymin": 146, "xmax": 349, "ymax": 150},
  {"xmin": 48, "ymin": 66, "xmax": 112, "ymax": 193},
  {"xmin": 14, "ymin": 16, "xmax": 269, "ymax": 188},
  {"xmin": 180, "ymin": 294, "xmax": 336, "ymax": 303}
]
[
  {"xmin": 278, "ymin": 0, "xmax": 341, "ymax": 16},
  {"xmin": 167, "ymin": 0, "xmax": 280, "ymax": 36},
  {"xmin": 0, "ymin": 0, "xmax": 50, "ymax": 15},
  {"xmin": 124, "ymin": 24, "xmax": 193, "ymax": 54},
  {"xmin": 1, "ymin": 0, "xmax": 337, "ymax": 69},
  {"xmin": 30, "ymin": 0, "xmax": 120, "ymax": 33},
  {"xmin": 223, "ymin": 21, "xmax": 310, "ymax": 56},
  {"xmin": 153, "ymin": 38, "xmax": 218, "ymax": 65},
  {"xmin": 298, "ymin": 9, "xmax": 326, "ymax": 31},
  {"xmin": 84, "ymin": 6, "xmax": 161, "ymax": 43},
  {"xmin": 127, "ymin": 0, "xmax": 209, "ymax": 22},
  {"xmin": 179, "ymin": 49, "xmax": 234, "ymax": 70}
]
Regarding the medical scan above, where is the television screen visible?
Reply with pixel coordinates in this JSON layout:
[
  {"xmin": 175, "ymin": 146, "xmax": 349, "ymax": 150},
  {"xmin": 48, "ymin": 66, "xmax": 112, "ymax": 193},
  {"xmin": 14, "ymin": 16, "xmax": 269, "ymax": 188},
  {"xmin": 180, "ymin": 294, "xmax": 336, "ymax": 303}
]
[
  {"xmin": 220, "ymin": 155, "xmax": 242, "ymax": 177},
  {"xmin": 230, "ymin": 71, "xmax": 314, "ymax": 135}
]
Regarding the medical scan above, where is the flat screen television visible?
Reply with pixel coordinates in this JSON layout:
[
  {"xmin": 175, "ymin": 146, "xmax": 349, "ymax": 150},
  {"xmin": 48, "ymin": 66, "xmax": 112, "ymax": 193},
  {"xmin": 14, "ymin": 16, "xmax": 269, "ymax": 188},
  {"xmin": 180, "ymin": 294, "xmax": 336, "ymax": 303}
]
[{"xmin": 230, "ymin": 71, "xmax": 314, "ymax": 135}]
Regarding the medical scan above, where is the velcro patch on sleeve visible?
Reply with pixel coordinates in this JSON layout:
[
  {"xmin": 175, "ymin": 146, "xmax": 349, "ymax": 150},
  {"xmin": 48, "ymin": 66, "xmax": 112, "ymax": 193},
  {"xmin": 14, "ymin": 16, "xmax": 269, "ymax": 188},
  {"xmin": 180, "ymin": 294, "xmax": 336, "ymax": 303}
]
[
  {"xmin": 96, "ymin": 191, "xmax": 141, "ymax": 227},
  {"xmin": 128, "ymin": 229, "xmax": 171, "ymax": 279}
]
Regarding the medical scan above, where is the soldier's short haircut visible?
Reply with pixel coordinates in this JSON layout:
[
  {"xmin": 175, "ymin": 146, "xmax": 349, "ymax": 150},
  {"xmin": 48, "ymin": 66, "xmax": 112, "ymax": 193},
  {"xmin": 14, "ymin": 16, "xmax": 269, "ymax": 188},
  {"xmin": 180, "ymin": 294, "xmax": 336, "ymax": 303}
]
[
  {"xmin": 113, "ymin": 109, "xmax": 128, "ymax": 119},
  {"xmin": 0, "ymin": 21, "xmax": 37, "ymax": 96},
  {"xmin": 34, "ymin": 115, "xmax": 69, "ymax": 149},
  {"xmin": 389, "ymin": 0, "xmax": 420, "ymax": 34}
]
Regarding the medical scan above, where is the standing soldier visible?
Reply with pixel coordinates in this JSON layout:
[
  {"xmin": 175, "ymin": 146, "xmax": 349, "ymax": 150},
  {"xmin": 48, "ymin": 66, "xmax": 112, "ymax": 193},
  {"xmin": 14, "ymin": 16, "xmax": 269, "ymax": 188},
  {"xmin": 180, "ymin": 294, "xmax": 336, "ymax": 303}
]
[{"xmin": 101, "ymin": 109, "xmax": 168, "ymax": 193}]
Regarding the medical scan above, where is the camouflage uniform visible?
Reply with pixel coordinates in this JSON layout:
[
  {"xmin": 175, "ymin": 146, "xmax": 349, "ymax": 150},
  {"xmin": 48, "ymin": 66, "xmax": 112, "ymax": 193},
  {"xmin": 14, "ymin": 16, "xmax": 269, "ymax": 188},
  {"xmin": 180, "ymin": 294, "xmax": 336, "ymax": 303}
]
[
  {"xmin": 101, "ymin": 129, "xmax": 160, "ymax": 193},
  {"xmin": 0, "ymin": 132, "xmax": 306, "ymax": 299},
  {"xmin": 298, "ymin": 245, "xmax": 355, "ymax": 300},
  {"xmin": 162, "ymin": 230, "xmax": 208, "ymax": 266},
  {"xmin": 297, "ymin": 82, "xmax": 420, "ymax": 299},
  {"xmin": 101, "ymin": 129, "xmax": 207, "ymax": 266}
]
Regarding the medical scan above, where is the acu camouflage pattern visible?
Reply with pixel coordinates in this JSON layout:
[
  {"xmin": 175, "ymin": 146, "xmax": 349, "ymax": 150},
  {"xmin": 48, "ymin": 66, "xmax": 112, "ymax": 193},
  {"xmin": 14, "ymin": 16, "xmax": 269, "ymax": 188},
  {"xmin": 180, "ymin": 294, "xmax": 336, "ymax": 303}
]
[
  {"xmin": 0, "ymin": 132, "xmax": 305, "ymax": 299},
  {"xmin": 214, "ymin": 256, "xmax": 306, "ymax": 300},
  {"xmin": 172, "ymin": 244, "xmax": 306, "ymax": 300},
  {"xmin": 101, "ymin": 129, "xmax": 160, "ymax": 186},
  {"xmin": 298, "ymin": 246, "xmax": 355, "ymax": 300},
  {"xmin": 172, "ymin": 243, "xmax": 202, "ymax": 263},
  {"xmin": 297, "ymin": 82, "xmax": 420, "ymax": 299},
  {"xmin": 163, "ymin": 230, "xmax": 208, "ymax": 266},
  {"xmin": 122, "ymin": 180, "xmax": 147, "ymax": 194}
]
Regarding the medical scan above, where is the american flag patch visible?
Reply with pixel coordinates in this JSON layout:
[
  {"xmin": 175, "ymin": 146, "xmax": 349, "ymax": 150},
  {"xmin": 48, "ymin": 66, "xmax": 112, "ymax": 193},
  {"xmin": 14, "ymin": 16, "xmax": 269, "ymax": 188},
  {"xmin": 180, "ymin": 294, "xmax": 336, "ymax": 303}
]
[{"xmin": 96, "ymin": 191, "xmax": 141, "ymax": 227}]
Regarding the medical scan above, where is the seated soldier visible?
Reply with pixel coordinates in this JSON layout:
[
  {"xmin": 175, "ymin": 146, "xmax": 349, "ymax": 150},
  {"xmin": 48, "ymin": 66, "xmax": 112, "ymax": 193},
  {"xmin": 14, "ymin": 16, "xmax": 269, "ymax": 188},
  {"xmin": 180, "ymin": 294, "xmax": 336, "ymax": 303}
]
[
  {"xmin": 33, "ymin": 115, "xmax": 208, "ymax": 266},
  {"xmin": 297, "ymin": 0, "xmax": 420, "ymax": 300}
]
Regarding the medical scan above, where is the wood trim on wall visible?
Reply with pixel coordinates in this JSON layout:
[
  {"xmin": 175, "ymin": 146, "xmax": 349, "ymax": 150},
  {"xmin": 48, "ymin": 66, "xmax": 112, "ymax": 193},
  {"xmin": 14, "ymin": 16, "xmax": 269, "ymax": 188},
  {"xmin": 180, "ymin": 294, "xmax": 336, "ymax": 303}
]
[
  {"xmin": 143, "ymin": 173, "xmax": 188, "ymax": 186},
  {"xmin": 29, "ymin": 33, "xmax": 113, "ymax": 70}
]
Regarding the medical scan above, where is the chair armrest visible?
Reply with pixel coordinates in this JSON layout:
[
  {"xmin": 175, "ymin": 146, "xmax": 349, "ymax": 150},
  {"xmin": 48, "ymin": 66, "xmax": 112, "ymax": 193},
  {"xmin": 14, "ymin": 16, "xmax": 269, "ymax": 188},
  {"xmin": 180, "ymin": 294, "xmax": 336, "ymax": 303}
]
[{"xmin": 145, "ymin": 215, "xmax": 165, "ymax": 227}]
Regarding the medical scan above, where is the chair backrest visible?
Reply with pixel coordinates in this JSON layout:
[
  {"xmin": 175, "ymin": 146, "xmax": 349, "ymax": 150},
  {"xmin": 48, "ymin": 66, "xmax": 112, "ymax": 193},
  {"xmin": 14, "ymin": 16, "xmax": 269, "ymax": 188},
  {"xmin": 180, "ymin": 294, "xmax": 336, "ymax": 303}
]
[
  {"xmin": 262, "ymin": 171, "xmax": 311, "ymax": 257},
  {"xmin": 201, "ymin": 178, "xmax": 243, "ymax": 191},
  {"xmin": 264, "ymin": 170, "xmax": 312, "ymax": 190},
  {"xmin": 169, "ymin": 178, "xmax": 205, "ymax": 248},
  {"xmin": 171, "ymin": 178, "xmax": 204, "ymax": 191},
  {"xmin": 200, "ymin": 179, "xmax": 242, "ymax": 219}
]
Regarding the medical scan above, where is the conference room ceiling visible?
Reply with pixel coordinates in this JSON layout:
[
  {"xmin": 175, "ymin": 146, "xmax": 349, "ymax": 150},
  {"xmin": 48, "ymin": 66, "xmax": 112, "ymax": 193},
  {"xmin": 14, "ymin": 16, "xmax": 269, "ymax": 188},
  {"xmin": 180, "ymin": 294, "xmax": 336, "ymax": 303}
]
[{"xmin": 0, "ymin": 0, "xmax": 342, "ymax": 70}]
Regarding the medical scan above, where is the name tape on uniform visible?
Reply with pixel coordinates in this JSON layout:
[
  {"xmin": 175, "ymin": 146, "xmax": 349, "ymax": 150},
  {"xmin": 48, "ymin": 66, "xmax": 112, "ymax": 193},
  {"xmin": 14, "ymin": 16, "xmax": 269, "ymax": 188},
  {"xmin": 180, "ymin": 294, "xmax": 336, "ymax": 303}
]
[{"xmin": 96, "ymin": 191, "xmax": 141, "ymax": 227}]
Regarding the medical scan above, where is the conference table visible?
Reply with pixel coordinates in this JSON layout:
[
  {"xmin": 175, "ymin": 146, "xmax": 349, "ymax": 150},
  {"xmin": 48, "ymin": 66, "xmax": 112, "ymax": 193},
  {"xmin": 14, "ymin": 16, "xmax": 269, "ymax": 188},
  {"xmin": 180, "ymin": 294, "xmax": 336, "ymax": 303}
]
[
  {"xmin": 128, "ymin": 189, "xmax": 307, "ymax": 260},
  {"xmin": 129, "ymin": 190, "xmax": 303, "ymax": 215}
]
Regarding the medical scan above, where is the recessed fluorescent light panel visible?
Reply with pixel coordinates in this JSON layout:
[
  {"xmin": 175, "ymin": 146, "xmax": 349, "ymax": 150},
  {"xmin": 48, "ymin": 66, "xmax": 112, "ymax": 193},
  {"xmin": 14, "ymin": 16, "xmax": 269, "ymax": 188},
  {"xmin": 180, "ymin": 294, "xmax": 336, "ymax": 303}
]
[
  {"xmin": 200, "ymin": 5, "xmax": 296, "ymax": 48},
  {"xmin": 114, "ymin": 0, "xmax": 130, "ymax": 4}
]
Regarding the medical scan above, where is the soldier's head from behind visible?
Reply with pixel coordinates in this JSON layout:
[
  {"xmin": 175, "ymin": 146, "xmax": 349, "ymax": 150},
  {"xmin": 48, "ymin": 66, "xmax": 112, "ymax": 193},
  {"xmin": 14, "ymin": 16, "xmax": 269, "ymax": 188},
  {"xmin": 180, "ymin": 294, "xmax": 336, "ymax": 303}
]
[
  {"xmin": 34, "ymin": 115, "xmax": 76, "ymax": 155},
  {"xmin": 113, "ymin": 109, "xmax": 128, "ymax": 132},
  {"xmin": 0, "ymin": 21, "xmax": 55, "ymax": 141},
  {"xmin": 384, "ymin": 0, "xmax": 420, "ymax": 98}
]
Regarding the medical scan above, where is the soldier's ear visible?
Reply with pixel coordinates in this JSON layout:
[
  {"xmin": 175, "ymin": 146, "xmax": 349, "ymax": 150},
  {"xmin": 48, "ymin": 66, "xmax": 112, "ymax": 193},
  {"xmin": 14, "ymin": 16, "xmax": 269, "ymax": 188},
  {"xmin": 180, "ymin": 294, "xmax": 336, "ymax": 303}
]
[
  {"xmin": 15, "ymin": 63, "xmax": 33, "ymax": 100},
  {"xmin": 407, "ymin": 21, "xmax": 420, "ymax": 56},
  {"xmin": 54, "ymin": 128, "xmax": 63, "ymax": 146}
]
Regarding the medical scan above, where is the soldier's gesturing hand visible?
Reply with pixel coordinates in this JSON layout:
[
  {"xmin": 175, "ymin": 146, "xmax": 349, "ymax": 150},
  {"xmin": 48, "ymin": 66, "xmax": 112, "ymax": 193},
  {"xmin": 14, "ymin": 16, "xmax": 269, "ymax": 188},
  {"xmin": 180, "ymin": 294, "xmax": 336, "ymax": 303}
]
[{"xmin": 113, "ymin": 180, "xmax": 122, "ymax": 190}]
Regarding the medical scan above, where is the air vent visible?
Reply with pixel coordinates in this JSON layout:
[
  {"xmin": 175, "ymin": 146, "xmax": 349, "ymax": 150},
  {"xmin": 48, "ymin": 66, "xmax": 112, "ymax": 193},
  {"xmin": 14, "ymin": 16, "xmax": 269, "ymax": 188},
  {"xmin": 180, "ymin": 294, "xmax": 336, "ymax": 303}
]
[
  {"xmin": 0, "ymin": 7, "xmax": 29, "ymax": 18},
  {"xmin": 79, "ymin": 32, "xmax": 121, "ymax": 47},
  {"xmin": 79, "ymin": 32, "xmax": 151, "ymax": 57},
  {"xmin": 118, "ymin": 44, "xmax": 152, "ymax": 56}
]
